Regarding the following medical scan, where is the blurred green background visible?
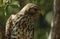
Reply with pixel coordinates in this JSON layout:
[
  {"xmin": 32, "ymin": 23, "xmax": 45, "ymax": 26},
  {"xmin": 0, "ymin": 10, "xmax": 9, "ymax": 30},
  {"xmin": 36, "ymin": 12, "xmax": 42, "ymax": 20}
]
[{"xmin": 0, "ymin": 0, "xmax": 53, "ymax": 39}]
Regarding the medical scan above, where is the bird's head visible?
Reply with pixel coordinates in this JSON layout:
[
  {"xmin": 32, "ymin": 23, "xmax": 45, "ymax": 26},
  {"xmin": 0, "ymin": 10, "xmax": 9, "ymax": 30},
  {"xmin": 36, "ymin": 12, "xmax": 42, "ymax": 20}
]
[
  {"xmin": 20, "ymin": 3, "xmax": 40, "ymax": 17},
  {"xmin": 25, "ymin": 3, "xmax": 40, "ymax": 17}
]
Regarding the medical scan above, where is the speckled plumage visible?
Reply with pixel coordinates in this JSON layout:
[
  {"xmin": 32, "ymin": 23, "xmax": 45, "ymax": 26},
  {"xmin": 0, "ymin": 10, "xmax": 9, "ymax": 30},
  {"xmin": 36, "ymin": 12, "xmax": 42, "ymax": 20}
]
[{"xmin": 5, "ymin": 3, "xmax": 39, "ymax": 39}]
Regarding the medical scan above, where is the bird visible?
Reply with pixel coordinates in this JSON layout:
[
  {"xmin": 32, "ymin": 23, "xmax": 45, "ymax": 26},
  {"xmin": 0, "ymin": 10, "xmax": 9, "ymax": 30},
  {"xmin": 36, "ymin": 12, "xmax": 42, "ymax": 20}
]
[{"xmin": 5, "ymin": 3, "xmax": 40, "ymax": 39}]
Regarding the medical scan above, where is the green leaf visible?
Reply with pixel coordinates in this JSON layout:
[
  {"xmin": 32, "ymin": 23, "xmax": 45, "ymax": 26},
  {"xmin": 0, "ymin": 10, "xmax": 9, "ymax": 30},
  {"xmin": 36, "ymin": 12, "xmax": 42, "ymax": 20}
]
[
  {"xmin": 11, "ymin": 1, "xmax": 20, "ymax": 7},
  {"xmin": 45, "ymin": 11, "xmax": 53, "ymax": 24}
]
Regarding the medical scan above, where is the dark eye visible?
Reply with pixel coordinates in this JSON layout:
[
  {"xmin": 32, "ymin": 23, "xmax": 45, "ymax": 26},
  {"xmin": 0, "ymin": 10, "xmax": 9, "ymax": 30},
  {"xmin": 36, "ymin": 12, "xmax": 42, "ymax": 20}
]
[
  {"xmin": 33, "ymin": 6, "xmax": 39, "ymax": 11},
  {"xmin": 34, "ymin": 8, "xmax": 38, "ymax": 11}
]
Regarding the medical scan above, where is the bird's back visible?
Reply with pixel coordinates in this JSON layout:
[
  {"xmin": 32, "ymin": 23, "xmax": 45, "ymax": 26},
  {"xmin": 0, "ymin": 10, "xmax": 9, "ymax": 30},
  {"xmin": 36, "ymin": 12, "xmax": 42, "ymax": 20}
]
[{"xmin": 10, "ymin": 14, "xmax": 34, "ymax": 39}]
